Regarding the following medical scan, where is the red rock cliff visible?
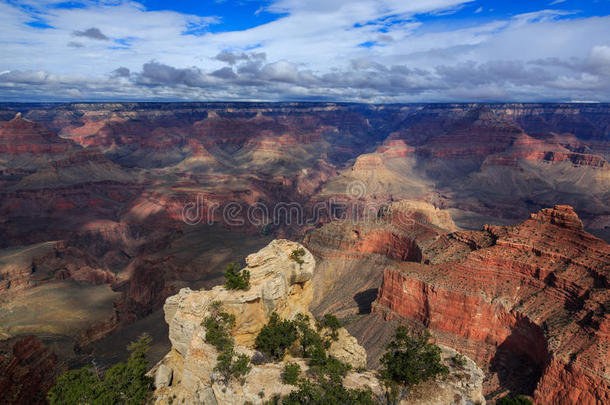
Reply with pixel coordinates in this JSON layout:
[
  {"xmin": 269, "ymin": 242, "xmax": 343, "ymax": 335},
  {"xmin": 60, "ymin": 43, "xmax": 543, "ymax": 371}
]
[{"xmin": 374, "ymin": 205, "xmax": 610, "ymax": 404}]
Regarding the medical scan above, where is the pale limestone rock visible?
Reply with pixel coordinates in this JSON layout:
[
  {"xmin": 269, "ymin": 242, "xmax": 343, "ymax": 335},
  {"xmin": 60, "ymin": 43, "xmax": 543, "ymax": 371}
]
[
  {"xmin": 164, "ymin": 239, "xmax": 315, "ymax": 357},
  {"xmin": 327, "ymin": 327, "xmax": 367, "ymax": 369},
  {"xmin": 198, "ymin": 387, "xmax": 217, "ymax": 405},
  {"xmin": 344, "ymin": 370, "xmax": 385, "ymax": 397},
  {"xmin": 211, "ymin": 360, "xmax": 302, "ymax": 405},
  {"xmin": 152, "ymin": 240, "xmax": 317, "ymax": 404},
  {"xmin": 154, "ymin": 364, "xmax": 173, "ymax": 389}
]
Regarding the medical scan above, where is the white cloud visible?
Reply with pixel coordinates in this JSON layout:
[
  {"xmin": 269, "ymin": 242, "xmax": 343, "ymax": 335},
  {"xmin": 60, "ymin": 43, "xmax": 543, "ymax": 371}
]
[{"xmin": 0, "ymin": 0, "xmax": 609, "ymax": 101}]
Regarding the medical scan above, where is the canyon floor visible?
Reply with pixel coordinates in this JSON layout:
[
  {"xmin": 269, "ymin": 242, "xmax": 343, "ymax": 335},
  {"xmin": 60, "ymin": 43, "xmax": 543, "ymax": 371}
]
[{"xmin": 0, "ymin": 102, "xmax": 608, "ymax": 404}]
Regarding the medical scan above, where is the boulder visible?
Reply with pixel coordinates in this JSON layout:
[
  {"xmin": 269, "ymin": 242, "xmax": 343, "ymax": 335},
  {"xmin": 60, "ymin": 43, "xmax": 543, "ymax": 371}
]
[{"xmin": 154, "ymin": 364, "xmax": 173, "ymax": 389}]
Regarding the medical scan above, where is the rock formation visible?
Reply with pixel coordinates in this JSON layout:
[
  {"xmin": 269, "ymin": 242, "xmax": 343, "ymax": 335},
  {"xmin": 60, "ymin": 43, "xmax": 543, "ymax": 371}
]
[
  {"xmin": 304, "ymin": 199, "xmax": 454, "ymax": 318},
  {"xmin": 150, "ymin": 239, "xmax": 485, "ymax": 404},
  {"xmin": 150, "ymin": 239, "xmax": 345, "ymax": 404},
  {"xmin": 0, "ymin": 113, "xmax": 73, "ymax": 154},
  {"xmin": 0, "ymin": 336, "xmax": 61, "ymax": 404},
  {"xmin": 373, "ymin": 205, "xmax": 610, "ymax": 404}
]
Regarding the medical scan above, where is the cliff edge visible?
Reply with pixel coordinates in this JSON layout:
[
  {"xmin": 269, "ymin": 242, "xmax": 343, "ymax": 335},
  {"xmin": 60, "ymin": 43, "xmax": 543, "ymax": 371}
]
[{"xmin": 150, "ymin": 239, "xmax": 485, "ymax": 404}]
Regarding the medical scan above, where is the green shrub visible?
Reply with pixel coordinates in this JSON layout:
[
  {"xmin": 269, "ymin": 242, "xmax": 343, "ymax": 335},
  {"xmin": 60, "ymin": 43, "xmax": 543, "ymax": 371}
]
[
  {"xmin": 289, "ymin": 248, "xmax": 306, "ymax": 265},
  {"xmin": 305, "ymin": 341, "xmax": 351, "ymax": 382},
  {"xmin": 224, "ymin": 262, "xmax": 250, "ymax": 290},
  {"xmin": 294, "ymin": 314, "xmax": 327, "ymax": 358},
  {"xmin": 48, "ymin": 334, "xmax": 153, "ymax": 405},
  {"xmin": 202, "ymin": 303, "xmax": 250, "ymax": 384},
  {"xmin": 214, "ymin": 349, "xmax": 234, "ymax": 380},
  {"xmin": 281, "ymin": 379, "xmax": 376, "ymax": 405},
  {"xmin": 318, "ymin": 314, "xmax": 342, "ymax": 340},
  {"xmin": 256, "ymin": 313, "xmax": 375, "ymax": 404},
  {"xmin": 282, "ymin": 362, "xmax": 301, "ymax": 385},
  {"xmin": 451, "ymin": 353, "xmax": 467, "ymax": 368},
  {"xmin": 232, "ymin": 353, "xmax": 252, "ymax": 379},
  {"xmin": 47, "ymin": 367, "xmax": 100, "ymax": 405},
  {"xmin": 496, "ymin": 394, "xmax": 534, "ymax": 405},
  {"xmin": 319, "ymin": 356, "xmax": 352, "ymax": 382},
  {"xmin": 380, "ymin": 327, "xmax": 449, "ymax": 404},
  {"xmin": 203, "ymin": 308, "xmax": 236, "ymax": 352},
  {"xmin": 255, "ymin": 313, "xmax": 298, "ymax": 361},
  {"xmin": 309, "ymin": 343, "xmax": 328, "ymax": 367},
  {"xmin": 214, "ymin": 349, "xmax": 251, "ymax": 383}
]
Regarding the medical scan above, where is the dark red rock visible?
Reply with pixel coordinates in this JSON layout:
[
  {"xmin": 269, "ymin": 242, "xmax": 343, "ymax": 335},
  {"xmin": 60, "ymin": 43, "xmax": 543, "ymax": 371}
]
[
  {"xmin": 0, "ymin": 114, "xmax": 74, "ymax": 154},
  {"xmin": 0, "ymin": 336, "xmax": 61, "ymax": 405}
]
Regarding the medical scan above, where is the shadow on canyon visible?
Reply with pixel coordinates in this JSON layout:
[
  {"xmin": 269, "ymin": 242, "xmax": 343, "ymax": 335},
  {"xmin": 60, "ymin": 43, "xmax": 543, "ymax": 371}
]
[
  {"xmin": 488, "ymin": 319, "xmax": 548, "ymax": 399},
  {"xmin": 353, "ymin": 288, "xmax": 378, "ymax": 314}
]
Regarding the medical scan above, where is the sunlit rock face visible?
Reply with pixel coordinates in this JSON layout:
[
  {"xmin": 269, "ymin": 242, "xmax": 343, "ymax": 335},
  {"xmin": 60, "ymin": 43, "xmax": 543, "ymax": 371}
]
[
  {"xmin": 164, "ymin": 239, "xmax": 315, "ymax": 354},
  {"xmin": 373, "ymin": 206, "xmax": 610, "ymax": 404},
  {"xmin": 150, "ymin": 240, "xmax": 358, "ymax": 404}
]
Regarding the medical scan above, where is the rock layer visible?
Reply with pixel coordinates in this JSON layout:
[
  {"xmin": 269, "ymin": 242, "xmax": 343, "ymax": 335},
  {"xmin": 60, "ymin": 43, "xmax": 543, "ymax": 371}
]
[
  {"xmin": 152, "ymin": 239, "xmax": 319, "ymax": 403},
  {"xmin": 0, "ymin": 336, "xmax": 61, "ymax": 404},
  {"xmin": 374, "ymin": 205, "xmax": 610, "ymax": 404}
]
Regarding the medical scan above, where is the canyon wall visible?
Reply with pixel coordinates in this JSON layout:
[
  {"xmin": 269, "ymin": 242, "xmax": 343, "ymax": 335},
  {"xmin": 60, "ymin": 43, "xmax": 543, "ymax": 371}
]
[
  {"xmin": 373, "ymin": 206, "xmax": 610, "ymax": 404},
  {"xmin": 0, "ymin": 102, "xmax": 608, "ymax": 402}
]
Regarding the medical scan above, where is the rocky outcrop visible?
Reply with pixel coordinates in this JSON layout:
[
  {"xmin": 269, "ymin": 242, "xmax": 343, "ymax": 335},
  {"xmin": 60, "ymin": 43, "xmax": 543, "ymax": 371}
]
[
  {"xmin": 374, "ymin": 205, "xmax": 610, "ymax": 404},
  {"xmin": 151, "ymin": 239, "xmax": 485, "ymax": 404},
  {"xmin": 304, "ymin": 199, "xmax": 454, "ymax": 319},
  {"xmin": 164, "ymin": 239, "xmax": 315, "ymax": 352},
  {"xmin": 529, "ymin": 204, "xmax": 585, "ymax": 231},
  {"xmin": 151, "ymin": 239, "xmax": 320, "ymax": 404},
  {"xmin": 327, "ymin": 327, "xmax": 367, "ymax": 370}
]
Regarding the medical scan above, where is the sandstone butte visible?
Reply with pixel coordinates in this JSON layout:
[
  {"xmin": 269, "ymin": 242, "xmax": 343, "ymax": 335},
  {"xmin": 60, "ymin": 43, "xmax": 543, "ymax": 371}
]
[
  {"xmin": 0, "ymin": 113, "xmax": 73, "ymax": 154},
  {"xmin": 373, "ymin": 205, "xmax": 610, "ymax": 405},
  {"xmin": 149, "ymin": 239, "xmax": 486, "ymax": 405}
]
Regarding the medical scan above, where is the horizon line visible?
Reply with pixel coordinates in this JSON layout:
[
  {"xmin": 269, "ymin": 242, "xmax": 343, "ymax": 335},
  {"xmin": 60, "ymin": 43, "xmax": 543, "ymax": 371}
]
[{"xmin": 0, "ymin": 100, "xmax": 606, "ymax": 105}]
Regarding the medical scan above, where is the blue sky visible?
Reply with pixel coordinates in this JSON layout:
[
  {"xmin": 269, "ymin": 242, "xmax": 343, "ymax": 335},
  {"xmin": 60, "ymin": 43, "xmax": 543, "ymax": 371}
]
[
  {"xmin": 143, "ymin": 0, "xmax": 610, "ymax": 31},
  {"xmin": 142, "ymin": 1, "xmax": 282, "ymax": 33},
  {"xmin": 1, "ymin": 0, "xmax": 610, "ymax": 101}
]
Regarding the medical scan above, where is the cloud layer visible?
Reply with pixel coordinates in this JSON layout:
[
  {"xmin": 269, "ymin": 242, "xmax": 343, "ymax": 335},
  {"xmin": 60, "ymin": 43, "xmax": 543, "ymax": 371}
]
[{"xmin": 0, "ymin": 0, "xmax": 609, "ymax": 102}]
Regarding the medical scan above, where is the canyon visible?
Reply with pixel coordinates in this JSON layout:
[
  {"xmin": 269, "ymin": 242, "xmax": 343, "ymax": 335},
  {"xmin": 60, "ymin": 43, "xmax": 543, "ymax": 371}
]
[{"xmin": 0, "ymin": 102, "xmax": 608, "ymax": 403}]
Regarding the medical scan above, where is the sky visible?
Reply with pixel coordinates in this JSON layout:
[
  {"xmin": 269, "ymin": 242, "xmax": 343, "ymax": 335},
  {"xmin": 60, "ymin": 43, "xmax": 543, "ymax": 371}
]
[{"xmin": 1, "ymin": 0, "xmax": 610, "ymax": 102}]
